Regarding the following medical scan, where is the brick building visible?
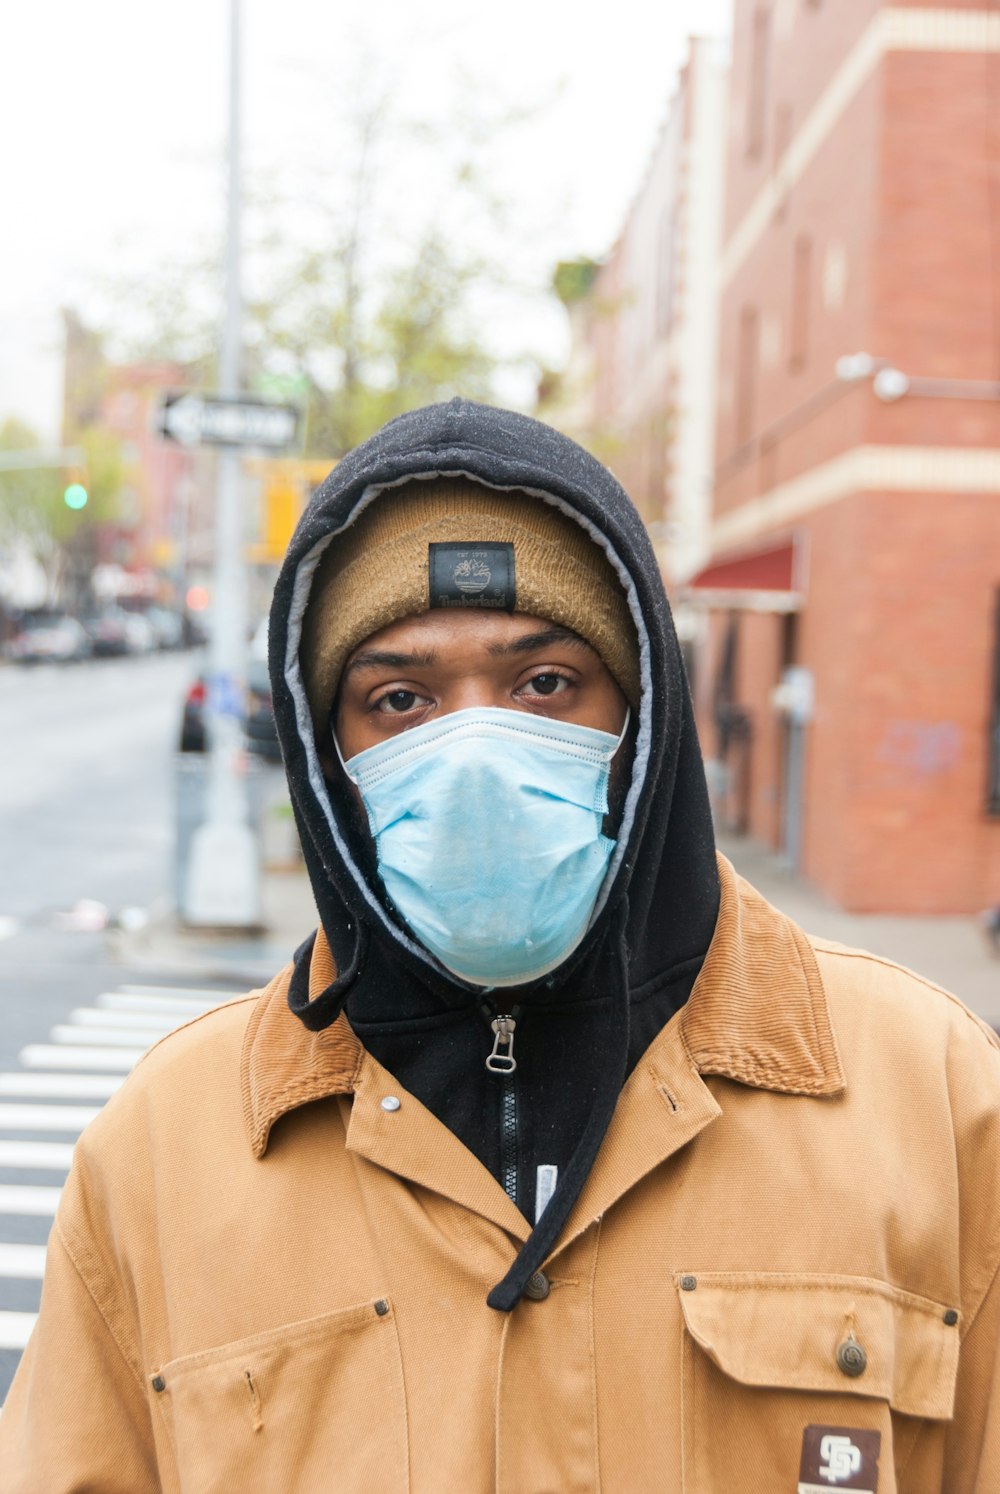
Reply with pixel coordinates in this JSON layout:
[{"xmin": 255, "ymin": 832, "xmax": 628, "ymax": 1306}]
[
  {"xmin": 688, "ymin": 0, "xmax": 1000, "ymax": 913},
  {"xmin": 546, "ymin": 37, "xmax": 728, "ymax": 591},
  {"xmin": 62, "ymin": 312, "xmax": 212, "ymax": 604}
]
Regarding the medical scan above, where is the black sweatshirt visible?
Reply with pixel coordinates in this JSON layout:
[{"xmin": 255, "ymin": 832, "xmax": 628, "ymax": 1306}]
[{"xmin": 269, "ymin": 398, "xmax": 720, "ymax": 1308}]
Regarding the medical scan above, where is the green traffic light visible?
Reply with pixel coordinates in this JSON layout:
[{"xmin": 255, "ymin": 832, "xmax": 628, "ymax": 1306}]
[{"xmin": 64, "ymin": 483, "xmax": 89, "ymax": 510}]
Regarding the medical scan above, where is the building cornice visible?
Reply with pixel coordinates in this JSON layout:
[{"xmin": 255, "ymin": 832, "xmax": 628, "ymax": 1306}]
[{"xmin": 711, "ymin": 443, "xmax": 1000, "ymax": 550}]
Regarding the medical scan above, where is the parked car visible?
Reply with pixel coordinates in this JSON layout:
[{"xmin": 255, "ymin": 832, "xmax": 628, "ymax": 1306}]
[
  {"xmin": 179, "ymin": 676, "xmax": 209, "ymax": 752},
  {"xmin": 122, "ymin": 612, "xmax": 157, "ymax": 654},
  {"xmin": 84, "ymin": 610, "xmax": 131, "ymax": 657},
  {"xmin": 145, "ymin": 607, "xmax": 185, "ymax": 650},
  {"xmin": 245, "ymin": 656, "xmax": 281, "ymax": 762},
  {"xmin": 178, "ymin": 662, "xmax": 280, "ymax": 763},
  {"xmin": 6, "ymin": 614, "xmax": 91, "ymax": 664}
]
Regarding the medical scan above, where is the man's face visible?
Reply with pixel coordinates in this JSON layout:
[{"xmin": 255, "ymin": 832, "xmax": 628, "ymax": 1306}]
[{"xmin": 334, "ymin": 609, "xmax": 628, "ymax": 759}]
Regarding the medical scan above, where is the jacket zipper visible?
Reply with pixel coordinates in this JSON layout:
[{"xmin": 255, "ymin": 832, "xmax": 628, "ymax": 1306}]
[
  {"xmin": 485, "ymin": 1011, "xmax": 519, "ymax": 1207},
  {"xmin": 500, "ymin": 1077, "xmax": 518, "ymax": 1205}
]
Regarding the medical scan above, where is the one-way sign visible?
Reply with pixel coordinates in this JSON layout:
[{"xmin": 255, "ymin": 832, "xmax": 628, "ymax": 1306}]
[{"xmin": 158, "ymin": 393, "xmax": 299, "ymax": 450}]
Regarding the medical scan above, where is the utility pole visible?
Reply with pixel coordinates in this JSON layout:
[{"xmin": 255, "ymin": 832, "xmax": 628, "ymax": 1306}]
[{"xmin": 182, "ymin": 0, "xmax": 261, "ymax": 927}]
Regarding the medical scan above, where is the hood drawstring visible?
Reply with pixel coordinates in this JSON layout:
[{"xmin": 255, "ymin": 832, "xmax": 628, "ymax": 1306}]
[
  {"xmin": 288, "ymin": 923, "xmax": 368, "ymax": 1032},
  {"xmin": 486, "ymin": 897, "xmax": 632, "ymax": 1312}
]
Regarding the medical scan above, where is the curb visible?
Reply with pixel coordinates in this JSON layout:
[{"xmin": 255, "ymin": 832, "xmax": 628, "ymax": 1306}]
[{"xmin": 106, "ymin": 871, "xmax": 315, "ymax": 989}]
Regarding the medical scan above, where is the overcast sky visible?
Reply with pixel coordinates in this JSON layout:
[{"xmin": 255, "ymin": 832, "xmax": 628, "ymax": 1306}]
[{"xmin": 1, "ymin": 0, "xmax": 730, "ymax": 437}]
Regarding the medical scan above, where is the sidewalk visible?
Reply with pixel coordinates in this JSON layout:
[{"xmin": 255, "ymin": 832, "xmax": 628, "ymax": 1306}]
[
  {"xmin": 718, "ymin": 832, "xmax": 1000, "ymax": 1029},
  {"xmin": 109, "ymin": 828, "xmax": 999, "ymax": 1026},
  {"xmin": 107, "ymin": 861, "xmax": 317, "ymax": 989}
]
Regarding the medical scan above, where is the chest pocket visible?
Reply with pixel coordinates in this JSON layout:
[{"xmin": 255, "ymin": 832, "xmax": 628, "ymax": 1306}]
[
  {"xmin": 151, "ymin": 1299, "xmax": 408, "ymax": 1494},
  {"xmin": 676, "ymin": 1272, "xmax": 960, "ymax": 1494}
]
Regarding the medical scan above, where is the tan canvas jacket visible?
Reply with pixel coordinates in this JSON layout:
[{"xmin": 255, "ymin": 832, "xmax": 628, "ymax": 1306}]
[{"xmin": 2, "ymin": 856, "xmax": 999, "ymax": 1492}]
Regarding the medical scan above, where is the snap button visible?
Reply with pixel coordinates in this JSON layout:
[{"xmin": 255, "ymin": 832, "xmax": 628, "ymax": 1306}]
[
  {"xmin": 373, "ymin": 1299, "xmax": 390, "ymax": 1317},
  {"xmin": 679, "ymin": 1275, "xmax": 698, "ymax": 1292},
  {"xmin": 944, "ymin": 1309, "xmax": 959, "ymax": 1327},
  {"xmin": 523, "ymin": 1270, "xmax": 550, "ymax": 1301},
  {"xmin": 836, "ymin": 1337, "xmax": 867, "ymax": 1378},
  {"xmin": 151, "ymin": 1374, "xmax": 166, "ymax": 1393},
  {"xmin": 380, "ymin": 1096, "xmax": 401, "ymax": 1112}
]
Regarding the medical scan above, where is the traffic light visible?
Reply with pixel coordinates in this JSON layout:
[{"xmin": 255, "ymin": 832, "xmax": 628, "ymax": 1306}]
[{"xmin": 63, "ymin": 481, "xmax": 89, "ymax": 510}]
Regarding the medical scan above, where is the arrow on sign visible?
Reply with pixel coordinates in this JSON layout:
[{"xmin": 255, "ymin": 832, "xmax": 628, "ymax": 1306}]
[{"xmin": 158, "ymin": 393, "xmax": 299, "ymax": 450}]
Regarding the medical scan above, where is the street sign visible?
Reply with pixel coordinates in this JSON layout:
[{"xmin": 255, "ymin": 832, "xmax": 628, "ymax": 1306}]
[{"xmin": 157, "ymin": 393, "xmax": 299, "ymax": 450}]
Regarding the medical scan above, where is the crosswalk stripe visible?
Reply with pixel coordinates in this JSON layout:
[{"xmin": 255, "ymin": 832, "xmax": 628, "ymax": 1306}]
[
  {"xmin": 0, "ymin": 1244, "xmax": 47, "ymax": 1279},
  {"xmin": 0, "ymin": 981, "xmax": 237, "ymax": 1387},
  {"xmin": 0, "ymin": 1185, "xmax": 62, "ymax": 1215},
  {"xmin": 0, "ymin": 1104, "xmax": 99, "ymax": 1132},
  {"xmin": 97, "ymin": 991, "xmax": 219, "ymax": 1016},
  {"xmin": 0, "ymin": 1311, "xmax": 39, "ymax": 1349},
  {"xmin": 0, "ymin": 1140, "xmax": 75, "ymax": 1170},
  {"xmin": 0, "ymin": 1073, "xmax": 122, "ymax": 1100},
  {"xmin": 50, "ymin": 1025, "xmax": 167, "ymax": 1049},
  {"xmin": 69, "ymin": 1008, "xmax": 179, "ymax": 1033},
  {"xmin": 20, "ymin": 1045, "xmax": 143, "ymax": 1072}
]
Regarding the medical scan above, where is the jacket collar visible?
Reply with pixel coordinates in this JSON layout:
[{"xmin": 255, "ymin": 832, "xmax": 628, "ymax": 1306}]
[
  {"xmin": 241, "ymin": 933, "xmax": 362, "ymax": 1158},
  {"xmin": 678, "ymin": 855, "xmax": 845, "ymax": 1097},
  {"xmin": 241, "ymin": 853, "xmax": 845, "ymax": 1157}
]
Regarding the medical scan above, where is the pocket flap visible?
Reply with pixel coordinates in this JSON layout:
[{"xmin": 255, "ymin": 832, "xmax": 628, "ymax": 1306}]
[
  {"xmin": 676, "ymin": 1272, "xmax": 959, "ymax": 1420},
  {"xmin": 151, "ymin": 1299, "xmax": 407, "ymax": 1491}
]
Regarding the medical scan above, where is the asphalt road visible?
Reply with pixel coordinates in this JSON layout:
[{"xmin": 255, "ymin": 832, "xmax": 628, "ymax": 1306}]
[
  {"xmin": 0, "ymin": 649, "xmax": 243, "ymax": 1403},
  {"xmin": 0, "ymin": 649, "xmax": 198, "ymax": 926}
]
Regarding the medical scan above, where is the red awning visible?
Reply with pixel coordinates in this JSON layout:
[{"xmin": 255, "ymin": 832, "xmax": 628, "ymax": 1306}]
[{"xmin": 681, "ymin": 539, "xmax": 804, "ymax": 612}]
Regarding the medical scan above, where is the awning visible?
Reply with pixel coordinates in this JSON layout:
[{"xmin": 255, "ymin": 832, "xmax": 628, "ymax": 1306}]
[{"xmin": 680, "ymin": 538, "xmax": 804, "ymax": 612}]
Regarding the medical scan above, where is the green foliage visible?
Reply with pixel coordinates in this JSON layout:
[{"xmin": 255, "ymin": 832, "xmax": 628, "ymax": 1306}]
[
  {"xmin": 0, "ymin": 420, "xmax": 66, "ymax": 559},
  {"xmin": 90, "ymin": 81, "xmax": 539, "ymax": 460},
  {"xmin": 553, "ymin": 258, "xmax": 601, "ymax": 306},
  {"xmin": 0, "ymin": 418, "xmax": 125, "ymax": 596},
  {"xmin": 77, "ymin": 426, "xmax": 124, "ymax": 520}
]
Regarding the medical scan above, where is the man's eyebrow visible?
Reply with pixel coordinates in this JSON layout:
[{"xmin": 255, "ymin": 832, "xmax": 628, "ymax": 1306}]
[
  {"xmin": 487, "ymin": 627, "xmax": 592, "ymax": 657},
  {"xmin": 344, "ymin": 648, "xmax": 437, "ymax": 675}
]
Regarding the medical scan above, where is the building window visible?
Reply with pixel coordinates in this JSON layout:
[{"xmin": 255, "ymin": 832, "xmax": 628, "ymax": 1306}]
[
  {"xmin": 988, "ymin": 590, "xmax": 1000, "ymax": 814},
  {"xmin": 736, "ymin": 305, "xmax": 759, "ymax": 446},
  {"xmin": 656, "ymin": 210, "xmax": 678, "ymax": 337},
  {"xmin": 773, "ymin": 103, "xmax": 793, "ymax": 219},
  {"xmin": 789, "ymin": 234, "xmax": 812, "ymax": 373},
  {"xmin": 746, "ymin": 9, "xmax": 771, "ymax": 161}
]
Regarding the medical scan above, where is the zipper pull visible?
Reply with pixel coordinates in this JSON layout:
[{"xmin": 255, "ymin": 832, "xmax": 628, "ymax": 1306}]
[{"xmin": 486, "ymin": 1015, "xmax": 517, "ymax": 1074}]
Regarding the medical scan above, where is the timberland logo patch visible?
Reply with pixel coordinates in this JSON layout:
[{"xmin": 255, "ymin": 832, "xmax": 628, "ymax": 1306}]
[
  {"xmin": 798, "ymin": 1427, "xmax": 880, "ymax": 1493},
  {"xmin": 428, "ymin": 542, "xmax": 515, "ymax": 612}
]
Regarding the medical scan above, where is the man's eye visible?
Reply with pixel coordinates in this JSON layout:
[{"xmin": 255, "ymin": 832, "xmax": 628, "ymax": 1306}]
[
  {"xmin": 375, "ymin": 690, "xmax": 422, "ymax": 714},
  {"xmin": 524, "ymin": 674, "xmax": 568, "ymax": 697}
]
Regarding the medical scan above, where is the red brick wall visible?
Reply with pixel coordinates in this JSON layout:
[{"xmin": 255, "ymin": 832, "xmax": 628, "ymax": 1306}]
[
  {"xmin": 804, "ymin": 492, "xmax": 1000, "ymax": 912},
  {"xmin": 724, "ymin": 0, "xmax": 882, "ymax": 240},
  {"xmin": 707, "ymin": 0, "xmax": 1000, "ymax": 912},
  {"xmin": 874, "ymin": 51, "xmax": 1000, "ymax": 385},
  {"xmin": 700, "ymin": 492, "xmax": 1000, "ymax": 913},
  {"xmin": 715, "ymin": 72, "xmax": 881, "ymax": 505}
]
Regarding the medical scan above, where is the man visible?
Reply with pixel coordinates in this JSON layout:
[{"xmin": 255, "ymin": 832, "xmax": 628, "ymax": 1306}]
[{"xmin": 2, "ymin": 398, "xmax": 999, "ymax": 1490}]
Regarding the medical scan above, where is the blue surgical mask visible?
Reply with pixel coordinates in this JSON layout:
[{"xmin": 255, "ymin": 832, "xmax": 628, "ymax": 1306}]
[{"xmin": 339, "ymin": 707, "xmax": 629, "ymax": 987}]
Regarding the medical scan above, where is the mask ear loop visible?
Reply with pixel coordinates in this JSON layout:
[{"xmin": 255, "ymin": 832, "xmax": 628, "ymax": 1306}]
[
  {"xmin": 613, "ymin": 706, "xmax": 632, "ymax": 753},
  {"xmin": 331, "ymin": 724, "xmax": 357, "ymax": 783}
]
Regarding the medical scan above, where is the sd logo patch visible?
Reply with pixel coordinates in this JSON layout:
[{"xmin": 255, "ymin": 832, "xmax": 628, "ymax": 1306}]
[{"xmin": 797, "ymin": 1425, "xmax": 880, "ymax": 1493}]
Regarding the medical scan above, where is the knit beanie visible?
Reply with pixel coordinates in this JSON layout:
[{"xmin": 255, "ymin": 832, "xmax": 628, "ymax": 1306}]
[{"xmin": 301, "ymin": 477, "xmax": 640, "ymax": 729}]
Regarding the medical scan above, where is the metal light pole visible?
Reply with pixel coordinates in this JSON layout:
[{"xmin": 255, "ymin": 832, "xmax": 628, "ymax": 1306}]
[{"xmin": 183, "ymin": 0, "xmax": 261, "ymax": 926}]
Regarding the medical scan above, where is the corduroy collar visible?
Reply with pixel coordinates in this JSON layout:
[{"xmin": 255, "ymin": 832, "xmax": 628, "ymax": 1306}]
[{"xmin": 241, "ymin": 855, "xmax": 845, "ymax": 1158}]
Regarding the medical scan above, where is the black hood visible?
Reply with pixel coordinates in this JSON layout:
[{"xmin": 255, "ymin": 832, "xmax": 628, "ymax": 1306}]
[{"xmin": 269, "ymin": 398, "xmax": 719, "ymax": 1306}]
